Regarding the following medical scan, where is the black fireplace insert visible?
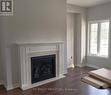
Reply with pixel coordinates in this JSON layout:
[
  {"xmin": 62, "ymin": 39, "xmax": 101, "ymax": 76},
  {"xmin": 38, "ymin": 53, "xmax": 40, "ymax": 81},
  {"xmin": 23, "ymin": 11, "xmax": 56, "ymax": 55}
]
[{"xmin": 31, "ymin": 54, "xmax": 56, "ymax": 84}]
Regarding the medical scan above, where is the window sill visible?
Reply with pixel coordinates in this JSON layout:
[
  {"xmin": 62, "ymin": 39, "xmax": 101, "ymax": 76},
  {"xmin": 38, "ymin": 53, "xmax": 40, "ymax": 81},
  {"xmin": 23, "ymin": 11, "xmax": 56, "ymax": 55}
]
[{"xmin": 87, "ymin": 54, "xmax": 109, "ymax": 59}]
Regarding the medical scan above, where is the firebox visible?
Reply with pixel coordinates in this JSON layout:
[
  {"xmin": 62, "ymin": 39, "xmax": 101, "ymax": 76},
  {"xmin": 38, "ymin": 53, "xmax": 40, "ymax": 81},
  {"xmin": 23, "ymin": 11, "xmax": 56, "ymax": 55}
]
[{"xmin": 31, "ymin": 54, "xmax": 56, "ymax": 84}]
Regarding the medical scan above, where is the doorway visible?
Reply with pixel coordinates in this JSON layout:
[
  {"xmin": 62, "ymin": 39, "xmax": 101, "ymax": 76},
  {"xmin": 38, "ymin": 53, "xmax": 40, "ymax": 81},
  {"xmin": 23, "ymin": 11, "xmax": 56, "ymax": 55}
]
[{"xmin": 67, "ymin": 13, "xmax": 81, "ymax": 68}]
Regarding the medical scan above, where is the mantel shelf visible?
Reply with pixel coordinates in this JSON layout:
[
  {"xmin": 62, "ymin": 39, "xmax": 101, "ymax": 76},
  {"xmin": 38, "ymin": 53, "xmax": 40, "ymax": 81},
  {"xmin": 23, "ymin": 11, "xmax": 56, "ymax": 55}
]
[{"xmin": 16, "ymin": 41, "xmax": 64, "ymax": 46}]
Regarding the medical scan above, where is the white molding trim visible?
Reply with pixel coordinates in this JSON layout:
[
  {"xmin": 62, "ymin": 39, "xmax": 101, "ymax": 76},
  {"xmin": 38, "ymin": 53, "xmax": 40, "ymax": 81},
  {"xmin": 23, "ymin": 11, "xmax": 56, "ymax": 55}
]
[
  {"xmin": 75, "ymin": 64, "xmax": 85, "ymax": 68},
  {"xmin": 85, "ymin": 64, "xmax": 100, "ymax": 69}
]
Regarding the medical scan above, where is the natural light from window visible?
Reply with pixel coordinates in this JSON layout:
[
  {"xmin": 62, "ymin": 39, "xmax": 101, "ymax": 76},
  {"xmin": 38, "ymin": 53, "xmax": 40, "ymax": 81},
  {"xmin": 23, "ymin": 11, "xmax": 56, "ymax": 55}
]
[
  {"xmin": 100, "ymin": 22, "xmax": 109, "ymax": 56},
  {"xmin": 89, "ymin": 20, "xmax": 109, "ymax": 57},
  {"xmin": 90, "ymin": 23, "xmax": 98, "ymax": 55}
]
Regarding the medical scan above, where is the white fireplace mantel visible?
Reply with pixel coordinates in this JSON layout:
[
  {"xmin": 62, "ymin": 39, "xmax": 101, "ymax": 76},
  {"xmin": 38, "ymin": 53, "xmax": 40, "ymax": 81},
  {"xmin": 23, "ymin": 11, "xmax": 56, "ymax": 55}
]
[{"xmin": 17, "ymin": 42, "xmax": 66, "ymax": 90}]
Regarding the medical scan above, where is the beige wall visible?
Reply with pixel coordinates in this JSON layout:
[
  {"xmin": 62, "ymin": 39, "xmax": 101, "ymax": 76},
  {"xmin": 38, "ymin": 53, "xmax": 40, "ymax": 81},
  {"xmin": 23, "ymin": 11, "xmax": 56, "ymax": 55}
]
[
  {"xmin": 0, "ymin": 45, "xmax": 2, "ymax": 84},
  {"xmin": 67, "ymin": 4, "xmax": 87, "ymax": 67},
  {"xmin": 87, "ymin": 3, "xmax": 111, "ymax": 21},
  {"xmin": 0, "ymin": 0, "xmax": 66, "ymax": 90},
  {"xmin": 0, "ymin": 31, "xmax": 2, "ymax": 83},
  {"xmin": 67, "ymin": 13, "xmax": 75, "ymax": 68},
  {"xmin": 0, "ymin": 18, "xmax": 6, "ymax": 85},
  {"xmin": 67, "ymin": 4, "xmax": 86, "ymax": 13}
]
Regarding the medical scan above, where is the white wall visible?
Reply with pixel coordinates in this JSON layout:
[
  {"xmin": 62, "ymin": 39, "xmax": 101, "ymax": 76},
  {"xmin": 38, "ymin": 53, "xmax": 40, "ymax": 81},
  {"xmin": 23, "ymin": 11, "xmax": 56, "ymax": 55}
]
[
  {"xmin": 67, "ymin": 4, "xmax": 87, "ymax": 67},
  {"xmin": 67, "ymin": 13, "xmax": 75, "ymax": 68},
  {"xmin": 87, "ymin": 2, "xmax": 111, "ymax": 69},
  {"xmin": 0, "ymin": 0, "xmax": 67, "ymax": 90}
]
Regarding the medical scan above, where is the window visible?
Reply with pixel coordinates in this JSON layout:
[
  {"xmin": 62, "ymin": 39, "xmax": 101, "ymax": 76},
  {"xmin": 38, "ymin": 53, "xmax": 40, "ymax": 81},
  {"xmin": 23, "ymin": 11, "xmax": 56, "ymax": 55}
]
[
  {"xmin": 88, "ymin": 20, "xmax": 109, "ymax": 57},
  {"xmin": 90, "ymin": 23, "xmax": 98, "ymax": 55}
]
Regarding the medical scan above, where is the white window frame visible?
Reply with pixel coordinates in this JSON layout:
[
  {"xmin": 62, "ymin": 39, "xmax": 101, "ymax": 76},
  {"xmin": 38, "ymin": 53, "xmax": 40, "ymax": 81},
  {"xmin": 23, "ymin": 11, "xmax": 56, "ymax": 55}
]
[{"xmin": 88, "ymin": 20, "xmax": 110, "ymax": 58}]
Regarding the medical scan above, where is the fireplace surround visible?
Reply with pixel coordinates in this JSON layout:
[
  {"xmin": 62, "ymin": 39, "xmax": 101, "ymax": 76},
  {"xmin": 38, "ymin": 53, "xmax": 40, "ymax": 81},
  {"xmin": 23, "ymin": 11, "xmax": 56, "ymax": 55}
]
[{"xmin": 17, "ymin": 42, "xmax": 66, "ymax": 90}]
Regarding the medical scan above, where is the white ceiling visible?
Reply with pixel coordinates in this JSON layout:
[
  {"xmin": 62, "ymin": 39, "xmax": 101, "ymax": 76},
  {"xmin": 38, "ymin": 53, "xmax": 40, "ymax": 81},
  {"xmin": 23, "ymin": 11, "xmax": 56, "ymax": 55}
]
[{"xmin": 67, "ymin": 0, "xmax": 111, "ymax": 7}]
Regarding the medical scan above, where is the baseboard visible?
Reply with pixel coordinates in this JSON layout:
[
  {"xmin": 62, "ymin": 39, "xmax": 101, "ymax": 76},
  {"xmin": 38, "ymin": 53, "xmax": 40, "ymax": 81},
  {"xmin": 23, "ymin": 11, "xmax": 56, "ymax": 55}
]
[
  {"xmin": 0, "ymin": 80, "xmax": 4, "ymax": 85},
  {"xmin": 75, "ymin": 64, "xmax": 85, "ymax": 68},
  {"xmin": 75, "ymin": 63, "xmax": 100, "ymax": 69},
  {"xmin": 0, "ymin": 80, "xmax": 7, "ymax": 90},
  {"xmin": 67, "ymin": 64, "xmax": 75, "ymax": 69},
  {"xmin": 0, "ymin": 80, "xmax": 2, "ymax": 85},
  {"xmin": 6, "ymin": 83, "xmax": 20, "ymax": 91},
  {"xmin": 63, "ymin": 69, "xmax": 68, "ymax": 74},
  {"xmin": 0, "ymin": 80, "xmax": 6, "ymax": 86},
  {"xmin": 85, "ymin": 64, "xmax": 100, "ymax": 69}
]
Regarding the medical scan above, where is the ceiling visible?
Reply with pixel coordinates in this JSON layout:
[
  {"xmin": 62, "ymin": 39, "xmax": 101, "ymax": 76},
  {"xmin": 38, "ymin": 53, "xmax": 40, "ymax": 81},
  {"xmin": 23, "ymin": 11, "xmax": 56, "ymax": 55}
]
[{"xmin": 67, "ymin": 0, "xmax": 111, "ymax": 7}]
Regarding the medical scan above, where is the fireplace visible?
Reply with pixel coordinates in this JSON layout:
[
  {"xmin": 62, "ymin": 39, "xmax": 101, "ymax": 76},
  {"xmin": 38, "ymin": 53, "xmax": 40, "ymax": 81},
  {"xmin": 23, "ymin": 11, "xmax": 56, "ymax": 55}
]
[
  {"xmin": 18, "ymin": 42, "xmax": 66, "ymax": 90},
  {"xmin": 31, "ymin": 54, "xmax": 56, "ymax": 84}
]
